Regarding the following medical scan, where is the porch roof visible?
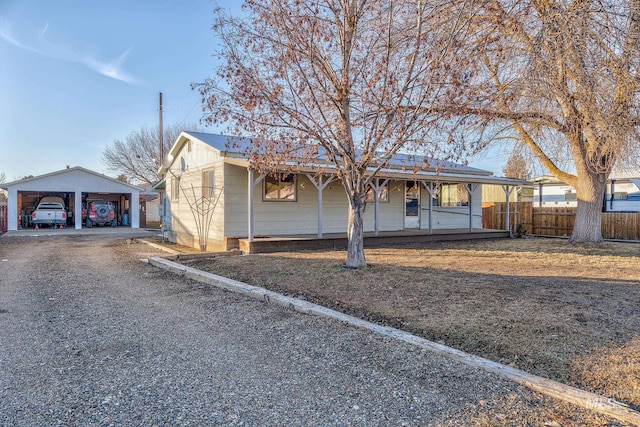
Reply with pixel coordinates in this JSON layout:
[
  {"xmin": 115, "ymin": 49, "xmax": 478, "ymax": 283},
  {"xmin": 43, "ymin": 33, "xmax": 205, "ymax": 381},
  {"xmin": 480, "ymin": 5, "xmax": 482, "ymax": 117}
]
[
  {"xmin": 163, "ymin": 132, "xmax": 525, "ymax": 186},
  {"xmin": 231, "ymin": 160, "xmax": 527, "ymax": 187}
]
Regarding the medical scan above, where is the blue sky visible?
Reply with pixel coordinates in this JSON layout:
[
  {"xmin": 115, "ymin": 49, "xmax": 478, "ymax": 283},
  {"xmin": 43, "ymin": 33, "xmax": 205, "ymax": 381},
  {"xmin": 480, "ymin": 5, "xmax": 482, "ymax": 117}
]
[
  {"xmin": 0, "ymin": 0, "xmax": 238, "ymax": 181},
  {"xmin": 0, "ymin": 0, "xmax": 505, "ymax": 182}
]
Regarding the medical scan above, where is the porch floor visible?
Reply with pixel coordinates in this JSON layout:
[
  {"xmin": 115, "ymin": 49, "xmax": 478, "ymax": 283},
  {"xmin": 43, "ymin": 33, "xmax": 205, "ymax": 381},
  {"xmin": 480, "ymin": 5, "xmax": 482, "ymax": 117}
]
[{"xmin": 238, "ymin": 228, "xmax": 510, "ymax": 254}]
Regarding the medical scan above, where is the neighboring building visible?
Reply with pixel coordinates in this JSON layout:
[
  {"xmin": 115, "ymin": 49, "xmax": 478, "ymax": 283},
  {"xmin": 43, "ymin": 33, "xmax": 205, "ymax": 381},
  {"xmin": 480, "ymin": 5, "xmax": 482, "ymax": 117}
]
[
  {"xmin": 140, "ymin": 185, "xmax": 161, "ymax": 228},
  {"xmin": 533, "ymin": 171, "xmax": 640, "ymax": 211},
  {"xmin": 1, "ymin": 167, "xmax": 143, "ymax": 231},
  {"xmin": 482, "ymin": 183, "xmax": 534, "ymax": 205},
  {"xmin": 154, "ymin": 132, "xmax": 524, "ymax": 251}
]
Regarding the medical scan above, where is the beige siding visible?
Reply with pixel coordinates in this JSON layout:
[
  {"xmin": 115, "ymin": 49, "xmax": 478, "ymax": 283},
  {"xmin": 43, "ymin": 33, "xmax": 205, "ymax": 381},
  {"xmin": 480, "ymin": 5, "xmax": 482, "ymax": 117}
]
[
  {"xmin": 373, "ymin": 181, "xmax": 407, "ymax": 231},
  {"xmin": 420, "ymin": 184, "xmax": 483, "ymax": 229},
  {"xmin": 482, "ymin": 184, "xmax": 518, "ymax": 204},
  {"xmin": 171, "ymin": 154, "xmax": 487, "ymax": 246},
  {"xmin": 166, "ymin": 141, "xmax": 226, "ymax": 248},
  {"xmin": 224, "ymin": 167, "xmax": 406, "ymax": 237}
]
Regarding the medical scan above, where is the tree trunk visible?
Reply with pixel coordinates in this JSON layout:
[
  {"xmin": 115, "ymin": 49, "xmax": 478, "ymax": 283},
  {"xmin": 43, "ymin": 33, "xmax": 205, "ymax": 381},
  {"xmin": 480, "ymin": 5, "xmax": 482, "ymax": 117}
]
[
  {"xmin": 569, "ymin": 170, "xmax": 607, "ymax": 243},
  {"xmin": 345, "ymin": 194, "xmax": 367, "ymax": 268}
]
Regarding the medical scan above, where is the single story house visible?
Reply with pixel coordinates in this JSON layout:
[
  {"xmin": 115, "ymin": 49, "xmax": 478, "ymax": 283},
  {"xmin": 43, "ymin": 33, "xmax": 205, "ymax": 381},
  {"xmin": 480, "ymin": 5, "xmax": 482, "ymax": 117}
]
[
  {"xmin": 154, "ymin": 132, "xmax": 525, "ymax": 252},
  {"xmin": 1, "ymin": 166, "xmax": 143, "ymax": 231},
  {"xmin": 533, "ymin": 171, "xmax": 640, "ymax": 211}
]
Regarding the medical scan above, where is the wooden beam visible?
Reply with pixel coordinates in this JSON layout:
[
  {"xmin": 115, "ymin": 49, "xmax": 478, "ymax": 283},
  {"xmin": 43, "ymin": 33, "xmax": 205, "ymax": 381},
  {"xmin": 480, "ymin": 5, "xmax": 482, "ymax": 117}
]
[
  {"xmin": 305, "ymin": 174, "xmax": 335, "ymax": 238},
  {"xmin": 464, "ymin": 183, "xmax": 479, "ymax": 232},
  {"xmin": 422, "ymin": 181, "xmax": 440, "ymax": 234},
  {"xmin": 369, "ymin": 178, "xmax": 389, "ymax": 236},
  {"xmin": 501, "ymin": 185, "xmax": 516, "ymax": 235},
  {"xmin": 247, "ymin": 169, "xmax": 267, "ymax": 241}
]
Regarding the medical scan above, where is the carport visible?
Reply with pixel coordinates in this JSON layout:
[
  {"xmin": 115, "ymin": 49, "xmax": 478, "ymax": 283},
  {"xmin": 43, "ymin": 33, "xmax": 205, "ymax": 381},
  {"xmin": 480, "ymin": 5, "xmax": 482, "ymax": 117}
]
[{"xmin": 1, "ymin": 167, "xmax": 142, "ymax": 231}]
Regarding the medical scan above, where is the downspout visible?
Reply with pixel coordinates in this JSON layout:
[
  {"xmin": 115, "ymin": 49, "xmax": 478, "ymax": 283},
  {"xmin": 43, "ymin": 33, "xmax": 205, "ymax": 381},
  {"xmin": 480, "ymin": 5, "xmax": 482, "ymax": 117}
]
[
  {"xmin": 609, "ymin": 179, "xmax": 615, "ymax": 211},
  {"xmin": 538, "ymin": 183, "xmax": 543, "ymax": 207}
]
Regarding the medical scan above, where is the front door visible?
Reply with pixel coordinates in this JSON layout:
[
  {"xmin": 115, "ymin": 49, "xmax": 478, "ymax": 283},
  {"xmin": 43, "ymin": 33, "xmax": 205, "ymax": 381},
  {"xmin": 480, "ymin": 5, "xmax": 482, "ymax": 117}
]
[{"xmin": 405, "ymin": 181, "xmax": 420, "ymax": 229}]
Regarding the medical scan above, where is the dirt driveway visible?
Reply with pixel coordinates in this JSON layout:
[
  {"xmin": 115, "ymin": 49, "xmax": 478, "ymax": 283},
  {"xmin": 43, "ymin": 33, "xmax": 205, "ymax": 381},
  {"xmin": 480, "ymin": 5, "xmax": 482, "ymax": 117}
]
[{"xmin": 0, "ymin": 235, "xmax": 624, "ymax": 426}]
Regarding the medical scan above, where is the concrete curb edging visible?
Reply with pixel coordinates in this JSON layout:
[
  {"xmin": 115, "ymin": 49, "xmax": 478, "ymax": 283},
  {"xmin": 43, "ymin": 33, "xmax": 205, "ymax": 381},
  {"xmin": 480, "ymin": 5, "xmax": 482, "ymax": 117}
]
[
  {"xmin": 148, "ymin": 256, "xmax": 640, "ymax": 426},
  {"xmin": 138, "ymin": 239, "xmax": 182, "ymax": 254}
]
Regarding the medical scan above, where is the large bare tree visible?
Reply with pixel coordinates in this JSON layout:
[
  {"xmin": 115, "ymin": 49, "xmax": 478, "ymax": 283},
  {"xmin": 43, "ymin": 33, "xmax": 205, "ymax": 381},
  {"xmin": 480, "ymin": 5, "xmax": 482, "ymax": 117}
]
[
  {"xmin": 102, "ymin": 124, "xmax": 189, "ymax": 186},
  {"xmin": 195, "ymin": 0, "xmax": 475, "ymax": 267},
  {"xmin": 447, "ymin": 0, "xmax": 640, "ymax": 243}
]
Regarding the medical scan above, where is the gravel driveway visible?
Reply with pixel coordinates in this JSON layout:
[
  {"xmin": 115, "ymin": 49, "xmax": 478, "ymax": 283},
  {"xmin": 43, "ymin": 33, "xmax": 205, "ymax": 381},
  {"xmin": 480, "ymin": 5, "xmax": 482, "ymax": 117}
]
[{"xmin": 0, "ymin": 235, "xmax": 620, "ymax": 426}]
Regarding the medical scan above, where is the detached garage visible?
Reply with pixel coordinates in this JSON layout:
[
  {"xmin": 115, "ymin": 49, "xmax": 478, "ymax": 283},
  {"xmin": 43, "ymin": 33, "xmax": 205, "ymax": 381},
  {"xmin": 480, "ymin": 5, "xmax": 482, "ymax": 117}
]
[{"xmin": 1, "ymin": 166, "xmax": 142, "ymax": 231}]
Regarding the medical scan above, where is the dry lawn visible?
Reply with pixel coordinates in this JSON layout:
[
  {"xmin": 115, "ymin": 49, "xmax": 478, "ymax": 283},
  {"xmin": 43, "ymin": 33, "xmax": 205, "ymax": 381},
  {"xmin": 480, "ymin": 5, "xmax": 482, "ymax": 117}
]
[{"xmin": 179, "ymin": 237, "xmax": 640, "ymax": 411}]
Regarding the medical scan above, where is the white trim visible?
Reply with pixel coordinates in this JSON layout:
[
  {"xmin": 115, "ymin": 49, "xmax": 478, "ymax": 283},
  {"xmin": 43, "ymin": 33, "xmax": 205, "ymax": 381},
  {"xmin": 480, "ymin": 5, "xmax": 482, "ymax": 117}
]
[
  {"xmin": 306, "ymin": 174, "xmax": 335, "ymax": 238},
  {"xmin": 370, "ymin": 178, "xmax": 389, "ymax": 236},
  {"xmin": 248, "ymin": 169, "xmax": 267, "ymax": 241}
]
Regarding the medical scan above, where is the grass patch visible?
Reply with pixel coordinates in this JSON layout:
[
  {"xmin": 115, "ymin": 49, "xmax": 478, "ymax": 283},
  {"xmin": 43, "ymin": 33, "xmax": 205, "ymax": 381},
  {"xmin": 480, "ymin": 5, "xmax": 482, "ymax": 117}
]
[{"xmin": 179, "ymin": 237, "xmax": 640, "ymax": 409}]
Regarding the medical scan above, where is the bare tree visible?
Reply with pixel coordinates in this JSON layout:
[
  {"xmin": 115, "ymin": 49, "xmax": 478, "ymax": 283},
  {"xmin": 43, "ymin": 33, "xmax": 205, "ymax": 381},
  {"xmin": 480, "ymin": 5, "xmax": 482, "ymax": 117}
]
[
  {"xmin": 502, "ymin": 152, "xmax": 531, "ymax": 180},
  {"xmin": 195, "ymin": 0, "xmax": 476, "ymax": 268},
  {"xmin": 102, "ymin": 124, "xmax": 193, "ymax": 186},
  {"xmin": 446, "ymin": 0, "xmax": 640, "ymax": 243}
]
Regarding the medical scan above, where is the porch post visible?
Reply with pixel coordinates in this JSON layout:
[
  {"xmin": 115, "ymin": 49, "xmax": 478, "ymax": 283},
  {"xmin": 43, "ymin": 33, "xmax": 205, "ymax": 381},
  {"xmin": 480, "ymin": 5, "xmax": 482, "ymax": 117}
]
[
  {"xmin": 7, "ymin": 188, "xmax": 17, "ymax": 231},
  {"xmin": 464, "ymin": 183, "xmax": 479, "ymax": 232},
  {"xmin": 306, "ymin": 174, "xmax": 335, "ymax": 239},
  {"xmin": 501, "ymin": 185, "xmax": 515, "ymax": 235},
  {"xmin": 74, "ymin": 191, "xmax": 82, "ymax": 229},
  {"xmin": 248, "ymin": 168, "xmax": 254, "ymax": 241},
  {"xmin": 369, "ymin": 178, "xmax": 389, "ymax": 237},
  {"xmin": 422, "ymin": 182, "xmax": 438, "ymax": 234},
  {"xmin": 248, "ymin": 168, "xmax": 267, "ymax": 241},
  {"xmin": 317, "ymin": 177, "xmax": 324, "ymax": 238},
  {"xmin": 130, "ymin": 192, "xmax": 140, "ymax": 228}
]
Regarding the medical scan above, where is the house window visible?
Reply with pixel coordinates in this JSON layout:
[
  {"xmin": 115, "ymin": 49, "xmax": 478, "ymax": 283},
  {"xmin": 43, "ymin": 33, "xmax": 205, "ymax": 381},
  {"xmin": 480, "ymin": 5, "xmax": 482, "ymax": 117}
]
[
  {"xmin": 435, "ymin": 183, "xmax": 468, "ymax": 207},
  {"xmin": 366, "ymin": 184, "xmax": 389, "ymax": 202},
  {"xmin": 172, "ymin": 176, "xmax": 180, "ymax": 201},
  {"xmin": 264, "ymin": 174, "xmax": 297, "ymax": 201},
  {"xmin": 613, "ymin": 192, "xmax": 628, "ymax": 200},
  {"xmin": 202, "ymin": 169, "xmax": 215, "ymax": 198}
]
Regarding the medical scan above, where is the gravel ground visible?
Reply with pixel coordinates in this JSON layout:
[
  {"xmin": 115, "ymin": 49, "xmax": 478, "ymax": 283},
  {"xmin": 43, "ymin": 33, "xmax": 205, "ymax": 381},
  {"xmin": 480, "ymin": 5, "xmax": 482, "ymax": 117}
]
[{"xmin": 0, "ymin": 235, "xmax": 623, "ymax": 426}]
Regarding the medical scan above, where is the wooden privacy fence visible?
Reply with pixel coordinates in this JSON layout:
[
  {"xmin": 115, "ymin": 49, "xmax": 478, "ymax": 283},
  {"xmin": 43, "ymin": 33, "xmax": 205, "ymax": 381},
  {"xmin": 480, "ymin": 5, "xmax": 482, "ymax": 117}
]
[
  {"xmin": 0, "ymin": 205, "xmax": 7, "ymax": 232},
  {"xmin": 482, "ymin": 202, "xmax": 533, "ymax": 234},
  {"xmin": 482, "ymin": 202, "xmax": 640, "ymax": 241}
]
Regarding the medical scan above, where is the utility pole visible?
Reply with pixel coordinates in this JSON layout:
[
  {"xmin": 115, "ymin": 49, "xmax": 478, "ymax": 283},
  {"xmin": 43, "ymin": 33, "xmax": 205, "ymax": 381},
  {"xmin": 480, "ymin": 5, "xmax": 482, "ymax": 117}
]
[
  {"xmin": 158, "ymin": 92, "xmax": 164, "ymax": 167},
  {"xmin": 158, "ymin": 92, "xmax": 166, "ymax": 236}
]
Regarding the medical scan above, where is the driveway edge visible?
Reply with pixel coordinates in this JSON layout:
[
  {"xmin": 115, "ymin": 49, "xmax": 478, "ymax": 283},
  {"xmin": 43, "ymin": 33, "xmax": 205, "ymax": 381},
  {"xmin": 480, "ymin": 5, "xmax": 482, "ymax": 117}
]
[{"xmin": 148, "ymin": 256, "xmax": 640, "ymax": 426}]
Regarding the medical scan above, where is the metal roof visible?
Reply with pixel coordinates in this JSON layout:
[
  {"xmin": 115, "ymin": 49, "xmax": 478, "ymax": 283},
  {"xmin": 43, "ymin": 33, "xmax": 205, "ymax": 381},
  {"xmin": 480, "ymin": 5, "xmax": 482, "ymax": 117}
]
[
  {"xmin": 176, "ymin": 131, "xmax": 499, "ymax": 178},
  {"xmin": 1, "ymin": 166, "xmax": 144, "ymax": 191}
]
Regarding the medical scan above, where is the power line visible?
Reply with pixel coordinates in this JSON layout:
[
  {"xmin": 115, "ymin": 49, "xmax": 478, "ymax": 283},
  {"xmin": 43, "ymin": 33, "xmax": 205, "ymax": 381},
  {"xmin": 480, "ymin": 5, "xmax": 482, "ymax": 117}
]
[
  {"xmin": 156, "ymin": 100, "xmax": 201, "ymax": 126},
  {"xmin": 178, "ymin": 99, "xmax": 201, "ymax": 126}
]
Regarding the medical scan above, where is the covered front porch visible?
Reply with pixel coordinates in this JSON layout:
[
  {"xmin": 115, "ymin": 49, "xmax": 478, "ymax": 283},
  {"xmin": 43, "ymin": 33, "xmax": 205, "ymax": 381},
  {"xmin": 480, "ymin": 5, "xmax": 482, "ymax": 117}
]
[
  {"xmin": 243, "ymin": 165, "xmax": 525, "ymax": 251},
  {"xmin": 239, "ymin": 227, "xmax": 509, "ymax": 254}
]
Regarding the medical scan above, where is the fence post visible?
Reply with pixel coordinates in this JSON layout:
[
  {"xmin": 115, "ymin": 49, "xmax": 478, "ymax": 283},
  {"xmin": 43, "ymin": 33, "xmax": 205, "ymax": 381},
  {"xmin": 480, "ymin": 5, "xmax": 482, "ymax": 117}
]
[{"xmin": 0, "ymin": 205, "xmax": 7, "ymax": 232}]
